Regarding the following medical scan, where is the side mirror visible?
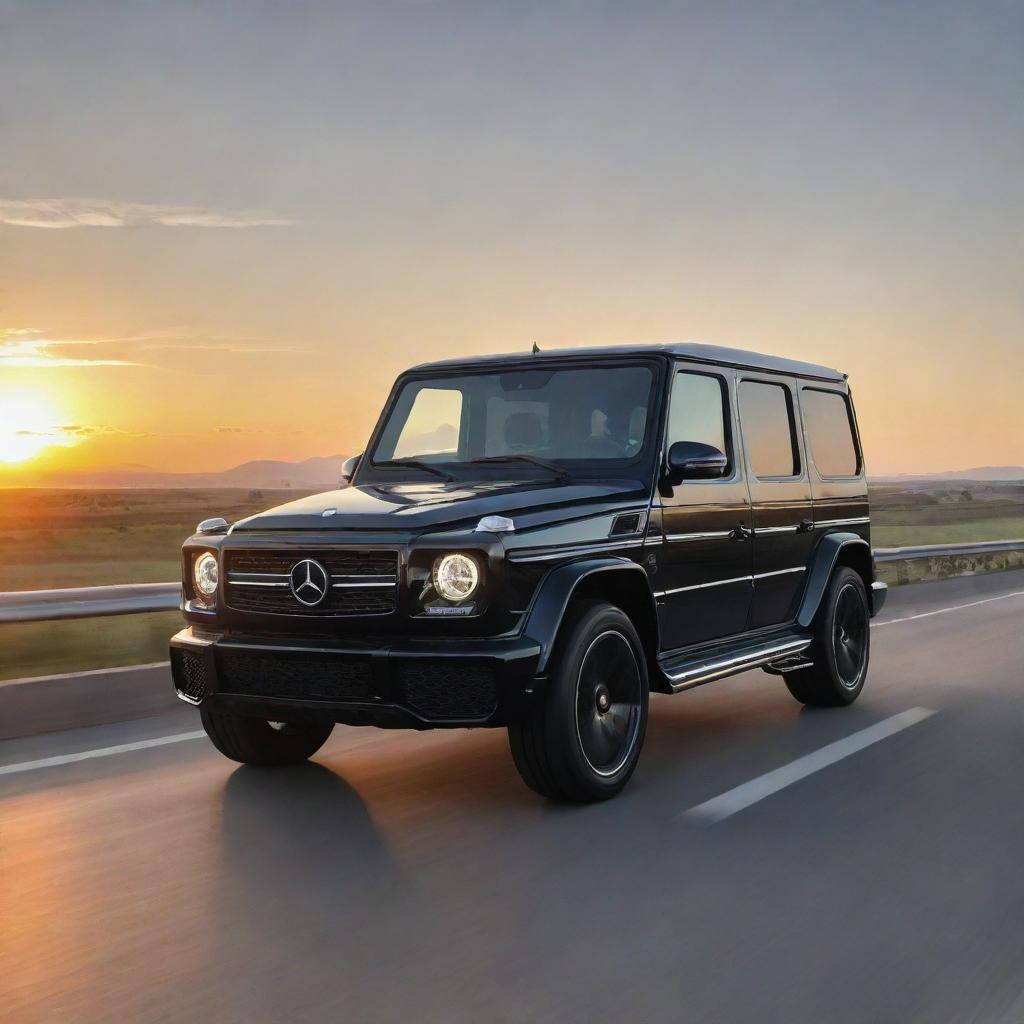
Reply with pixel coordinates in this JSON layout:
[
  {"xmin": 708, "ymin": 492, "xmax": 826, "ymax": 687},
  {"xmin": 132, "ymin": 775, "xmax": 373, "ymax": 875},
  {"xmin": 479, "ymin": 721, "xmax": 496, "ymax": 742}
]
[
  {"xmin": 666, "ymin": 441, "xmax": 728, "ymax": 482},
  {"xmin": 340, "ymin": 453, "xmax": 362, "ymax": 485}
]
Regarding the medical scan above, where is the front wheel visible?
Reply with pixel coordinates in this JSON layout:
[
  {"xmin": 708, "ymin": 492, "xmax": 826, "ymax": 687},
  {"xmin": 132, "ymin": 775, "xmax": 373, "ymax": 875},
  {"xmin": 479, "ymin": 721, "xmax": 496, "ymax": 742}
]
[
  {"xmin": 200, "ymin": 708, "xmax": 335, "ymax": 766},
  {"xmin": 508, "ymin": 601, "xmax": 649, "ymax": 802},
  {"xmin": 784, "ymin": 566, "xmax": 871, "ymax": 707}
]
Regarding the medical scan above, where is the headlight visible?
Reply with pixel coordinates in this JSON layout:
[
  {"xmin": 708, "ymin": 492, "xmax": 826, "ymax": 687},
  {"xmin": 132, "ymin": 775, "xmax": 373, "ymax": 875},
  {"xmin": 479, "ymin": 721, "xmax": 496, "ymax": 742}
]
[
  {"xmin": 432, "ymin": 553, "xmax": 480, "ymax": 602},
  {"xmin": 193, "ymin": 552, "xmax": 219, "ymax": 600}
]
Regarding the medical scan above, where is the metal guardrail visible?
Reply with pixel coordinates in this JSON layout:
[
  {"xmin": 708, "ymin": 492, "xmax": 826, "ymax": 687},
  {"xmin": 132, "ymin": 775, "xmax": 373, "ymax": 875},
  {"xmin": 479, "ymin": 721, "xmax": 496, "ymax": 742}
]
[
  {"xmin": 0, "ymin": 583, "xmax": 180, "ymax": 624},
  {"xmin": 873, "ymin": 539, "xmax": 1024, "ymax": 563},
  {"xmin": 1, "ymin": 539, "xmax": 1022, "ymax": 623}
]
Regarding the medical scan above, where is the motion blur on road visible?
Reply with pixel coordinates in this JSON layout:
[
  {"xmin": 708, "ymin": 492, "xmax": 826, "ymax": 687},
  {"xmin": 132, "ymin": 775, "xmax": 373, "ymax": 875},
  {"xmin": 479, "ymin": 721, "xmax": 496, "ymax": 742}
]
[{"xmin": 3, "ymin": 570, "xmax": 1024, "ymax": 1023}]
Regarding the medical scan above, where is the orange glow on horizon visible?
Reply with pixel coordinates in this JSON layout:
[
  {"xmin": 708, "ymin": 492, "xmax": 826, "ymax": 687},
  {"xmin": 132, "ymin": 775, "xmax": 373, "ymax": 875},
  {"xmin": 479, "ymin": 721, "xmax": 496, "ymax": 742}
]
[{"xmin": 0, "ymin": 391, "xmax": 75, "ymax": 464}]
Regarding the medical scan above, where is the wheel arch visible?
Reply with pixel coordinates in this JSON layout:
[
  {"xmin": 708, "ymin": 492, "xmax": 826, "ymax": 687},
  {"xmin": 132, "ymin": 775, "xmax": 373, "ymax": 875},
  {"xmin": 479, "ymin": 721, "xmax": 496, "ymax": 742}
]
[
  {"xmin": 796, "ymin": 532, "xmax": 873, "ymax": 628},
  {"xmin": 522, "ymin": 557, "xmax": 663, "ymax": 686}
]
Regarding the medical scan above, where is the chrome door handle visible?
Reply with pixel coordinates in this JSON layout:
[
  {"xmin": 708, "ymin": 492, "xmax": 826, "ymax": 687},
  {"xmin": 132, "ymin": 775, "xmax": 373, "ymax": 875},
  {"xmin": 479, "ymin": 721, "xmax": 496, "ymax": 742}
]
[
  {"xmin": 797, "ymin": 519, "xmax": 815, "ymax": 533},
  {"xmin": 731, "ymin": 524, "xmax": 753, "ymax": 541}
]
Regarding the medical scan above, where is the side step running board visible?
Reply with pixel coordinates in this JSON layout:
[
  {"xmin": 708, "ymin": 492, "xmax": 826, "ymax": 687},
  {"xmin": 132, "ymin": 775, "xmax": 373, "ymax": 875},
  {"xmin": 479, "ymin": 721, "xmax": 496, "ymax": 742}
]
[{"xmin": 660, "ymin": 634, "xmax": 812, "ymax": 692}]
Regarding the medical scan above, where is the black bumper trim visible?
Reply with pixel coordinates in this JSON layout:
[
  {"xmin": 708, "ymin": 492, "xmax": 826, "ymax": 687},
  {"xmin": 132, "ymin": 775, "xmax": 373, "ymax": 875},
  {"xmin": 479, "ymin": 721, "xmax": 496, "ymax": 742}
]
[{"xmin": 170, "ymin": 628, "xmax": 542, "ymax": 727}]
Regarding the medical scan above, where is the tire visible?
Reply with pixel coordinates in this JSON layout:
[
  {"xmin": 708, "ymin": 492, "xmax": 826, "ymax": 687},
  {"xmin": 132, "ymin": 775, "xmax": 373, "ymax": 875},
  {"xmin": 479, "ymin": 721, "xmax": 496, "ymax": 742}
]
[
  {"xmin": 200, "ymin": 708, "xmax": 335, "ymax": 766},
  {"xmin": 784, "ymin": 567, "xmax": 871, "ymax": 707},
  {"xmin": 508, "ymin": 600, "xmax": 649, "ymax": 802}
]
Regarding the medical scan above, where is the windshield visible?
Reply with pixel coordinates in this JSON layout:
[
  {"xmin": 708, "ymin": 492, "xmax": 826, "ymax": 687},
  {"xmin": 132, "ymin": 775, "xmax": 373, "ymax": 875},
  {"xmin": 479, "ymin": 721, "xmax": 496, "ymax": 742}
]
[{"xmin": 369, "ymin": 364, "xmax": 657, "ymax": 478}]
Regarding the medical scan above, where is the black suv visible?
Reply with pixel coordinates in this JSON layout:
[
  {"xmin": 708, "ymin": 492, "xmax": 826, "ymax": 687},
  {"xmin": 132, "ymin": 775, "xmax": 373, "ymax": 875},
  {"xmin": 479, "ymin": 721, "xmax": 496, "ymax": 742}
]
[{"xmin": 171, "ymin": 344, "xmax": 886, "ymax": 801}]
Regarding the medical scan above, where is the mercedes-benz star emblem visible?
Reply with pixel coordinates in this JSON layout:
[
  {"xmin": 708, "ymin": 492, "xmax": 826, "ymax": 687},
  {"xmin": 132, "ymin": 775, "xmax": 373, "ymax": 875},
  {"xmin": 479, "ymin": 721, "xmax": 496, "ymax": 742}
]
[{"xmin": 289, "ymin": 558, "xmax": 330, "ymax": 607}]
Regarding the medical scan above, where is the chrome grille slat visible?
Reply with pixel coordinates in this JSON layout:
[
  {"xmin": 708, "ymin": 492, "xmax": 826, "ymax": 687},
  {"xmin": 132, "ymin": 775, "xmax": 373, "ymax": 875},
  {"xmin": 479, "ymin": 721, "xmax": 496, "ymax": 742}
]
[{"xmin": 224, "ymin": 549, "xmax": 399, "ymax": 616}]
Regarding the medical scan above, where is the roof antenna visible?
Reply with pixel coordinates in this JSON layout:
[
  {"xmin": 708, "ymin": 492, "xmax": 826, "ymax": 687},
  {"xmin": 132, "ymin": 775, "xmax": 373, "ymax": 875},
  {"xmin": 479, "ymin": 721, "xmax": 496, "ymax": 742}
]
[{"xmin": 532, "ymin": 341, "xmax": 540, "ymax": 355}]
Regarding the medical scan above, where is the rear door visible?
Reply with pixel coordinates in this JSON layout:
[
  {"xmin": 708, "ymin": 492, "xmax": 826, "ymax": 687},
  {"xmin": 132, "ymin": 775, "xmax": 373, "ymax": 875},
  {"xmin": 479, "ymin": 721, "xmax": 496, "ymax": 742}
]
[
  {"xmin": 799, "ymin": 384, "xmax": 869, "ymax": 538},
  {"xmin": 737, "ymin": 375, "xmax": 815, "ymax": 628},
  {"xmin": 657, "ymin": 363, "xmax": 753, "ymax": 650}
]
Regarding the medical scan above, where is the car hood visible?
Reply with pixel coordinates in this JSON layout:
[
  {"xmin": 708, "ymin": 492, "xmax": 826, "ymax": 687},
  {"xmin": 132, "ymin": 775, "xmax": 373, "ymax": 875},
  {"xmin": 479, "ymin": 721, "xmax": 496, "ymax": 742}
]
[{"xmin": 231, "ymin": 477, "xmax": 648, "ymax": 534}]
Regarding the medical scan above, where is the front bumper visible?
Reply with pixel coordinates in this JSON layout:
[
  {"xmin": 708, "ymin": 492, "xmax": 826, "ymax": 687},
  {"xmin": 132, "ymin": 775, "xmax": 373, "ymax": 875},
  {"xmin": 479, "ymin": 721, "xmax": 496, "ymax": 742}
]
[{"xmin": 169, "ymin": 627, "xmax": 542, "ymax": 729}]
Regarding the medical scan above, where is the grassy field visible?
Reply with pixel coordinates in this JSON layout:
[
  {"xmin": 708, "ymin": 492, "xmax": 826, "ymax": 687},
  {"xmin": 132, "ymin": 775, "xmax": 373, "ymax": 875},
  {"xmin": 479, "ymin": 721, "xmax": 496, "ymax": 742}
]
[
  {"xmin": 0, "ymin": 488, "xmax": 317, "ymax": 591},
  {"xmin": 1, "ymin": 481, "xmax": 1021, "ymax": 680},
  {"xmin": 869, "ymin": 480, "xmax": 1024, "ymax": 547},
  {"xmin": 0, "ymin": 488, "xmax": 316, "ymax": 682}
]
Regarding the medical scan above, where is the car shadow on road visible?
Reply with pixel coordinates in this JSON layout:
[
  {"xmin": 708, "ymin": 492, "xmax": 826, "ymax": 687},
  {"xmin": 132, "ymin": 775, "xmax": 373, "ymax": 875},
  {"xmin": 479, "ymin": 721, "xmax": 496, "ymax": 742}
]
[{"xmin": 210, "ymin": 761, "xmax": 439, "ymax": 1019}]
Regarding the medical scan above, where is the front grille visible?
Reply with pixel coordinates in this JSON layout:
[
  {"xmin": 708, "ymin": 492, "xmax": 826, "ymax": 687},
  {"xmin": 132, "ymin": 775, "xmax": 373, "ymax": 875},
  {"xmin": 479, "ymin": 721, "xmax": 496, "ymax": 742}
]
[
  {"xmin": 217, "ymin": 650, "xmax": 375, "ymax": 702},
  {"xmin": 171, "ymin": 648, "xmax": 208, "ymax": 703},
  {"xmin": 224, "ymin": 548, "xmax": 398, "ymax": 617},
  {"xmin": 397, "ymin": 659, "xmax": 499, "ymax": 721}
]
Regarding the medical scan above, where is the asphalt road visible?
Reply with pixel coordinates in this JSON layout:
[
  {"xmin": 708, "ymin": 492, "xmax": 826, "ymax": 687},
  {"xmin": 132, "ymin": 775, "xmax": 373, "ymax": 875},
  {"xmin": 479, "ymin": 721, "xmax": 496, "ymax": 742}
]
[{"xmin": 3, "ymin": 570, "xmax": 1024, "ymax": 1024}]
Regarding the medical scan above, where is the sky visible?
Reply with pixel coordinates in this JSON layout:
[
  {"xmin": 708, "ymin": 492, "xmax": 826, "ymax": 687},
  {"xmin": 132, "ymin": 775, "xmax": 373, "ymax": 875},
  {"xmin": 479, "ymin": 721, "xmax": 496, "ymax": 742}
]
[{"xmin": 0, "ymin": 0, "xmax": 1022, "ymax": 477}]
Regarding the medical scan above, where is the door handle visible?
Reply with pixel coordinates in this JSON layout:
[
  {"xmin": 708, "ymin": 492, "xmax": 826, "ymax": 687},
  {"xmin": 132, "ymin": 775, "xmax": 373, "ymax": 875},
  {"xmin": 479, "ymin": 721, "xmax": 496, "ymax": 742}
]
[
  {"xmin": 731, "ymin": 523, "xmax": 753, "ymax": 541},
  {"xmin": 797, "ymin": 518, "xmax": 815, "ymax": 534}
]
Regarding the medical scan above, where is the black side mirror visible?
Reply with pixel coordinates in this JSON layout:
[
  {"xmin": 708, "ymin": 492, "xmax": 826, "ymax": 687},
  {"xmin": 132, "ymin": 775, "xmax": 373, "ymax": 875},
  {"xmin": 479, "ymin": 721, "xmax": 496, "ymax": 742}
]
[
  {"xmin": 340, "ymin": 454, "xmax": 362, "ymax": 485},
  {"xmin": 666, "ymin": 441, "xmax": 728, "ymax": 482}
]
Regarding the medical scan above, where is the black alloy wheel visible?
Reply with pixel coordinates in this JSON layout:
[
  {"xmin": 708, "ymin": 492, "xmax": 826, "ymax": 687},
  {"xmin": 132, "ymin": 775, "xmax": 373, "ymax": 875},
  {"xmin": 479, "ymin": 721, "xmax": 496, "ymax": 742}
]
[
  {"xmin": 784, "ymin": 566, "xmax": 871, "ymax": 707},
  {"xmin": 508, "ymin": 600, "xmax": 650, "ymax": 802},
  {"xmin": 574, "ymin": 630, "xmax": 644, "ymax": 777},
  {"xmin": 833, "ymin": 581, "xmax": 869, "ymax": 689}
]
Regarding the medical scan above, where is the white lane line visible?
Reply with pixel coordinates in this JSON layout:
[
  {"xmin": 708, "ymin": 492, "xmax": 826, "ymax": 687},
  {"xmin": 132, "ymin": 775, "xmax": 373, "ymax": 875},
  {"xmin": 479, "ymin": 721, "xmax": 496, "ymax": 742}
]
[
  {"xmin": 0, "ymin": 731, "xmax": 206, "ymax": 778},
  {"xmin": 1, "ymin": 589, "xmax": 1015, "ymax": 780},
  {"xmin": 684, "ymin": 707, "xmax": 936, "ymax": 825},
  {"xmin": 875, "ymin": 590, "xmax": 1024, "ymax": 627}
]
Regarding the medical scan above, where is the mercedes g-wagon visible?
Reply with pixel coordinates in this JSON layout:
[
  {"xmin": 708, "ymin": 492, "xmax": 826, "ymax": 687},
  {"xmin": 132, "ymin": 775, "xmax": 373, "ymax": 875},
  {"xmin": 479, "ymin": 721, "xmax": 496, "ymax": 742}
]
[{"xmin": 171, "ymin": 343, "xmax": 886, "ymax": 801}]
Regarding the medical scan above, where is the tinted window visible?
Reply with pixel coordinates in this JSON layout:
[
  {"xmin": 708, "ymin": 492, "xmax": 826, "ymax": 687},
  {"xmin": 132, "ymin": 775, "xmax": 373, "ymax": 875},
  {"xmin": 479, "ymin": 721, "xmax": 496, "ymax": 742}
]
[
  {"xmin": 374, "ymin": 365, "xmax": 655, "ymax": 467},
  {"xmin": 668, "ymin": 371, "xmax": 728, "ymax": 462},
  {"xmin": 391, "ymin": 387, "xmax": 464, "ymax": 459},
  {"xmin": 802, "ymin": 388, "xmax": 859, "ymax": 476},
  {"xmin": 739, "ymin": 380, "xmax": 799, "ymax": 477}
]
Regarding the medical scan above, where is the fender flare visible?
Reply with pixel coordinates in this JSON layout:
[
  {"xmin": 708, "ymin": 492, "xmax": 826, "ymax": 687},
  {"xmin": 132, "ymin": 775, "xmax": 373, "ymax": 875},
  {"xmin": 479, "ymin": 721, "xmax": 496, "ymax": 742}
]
[
  {"xmin": 522, "ymin": 557, "xmax": 658, "ymax": 675},
  {"xmin": 796, "ymin": 532, "xmax": 872, "ymax": 628}
]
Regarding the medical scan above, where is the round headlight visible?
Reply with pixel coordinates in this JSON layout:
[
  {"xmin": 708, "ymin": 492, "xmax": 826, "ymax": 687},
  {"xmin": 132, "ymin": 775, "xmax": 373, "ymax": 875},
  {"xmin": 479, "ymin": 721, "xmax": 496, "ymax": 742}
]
[
  {"xmin": 193, "ymin": 552, "xmax": 219, "ymax": 598},
  {"xmin": 432, "ymin": 553, "xmax": 480, "ymax": 602}
]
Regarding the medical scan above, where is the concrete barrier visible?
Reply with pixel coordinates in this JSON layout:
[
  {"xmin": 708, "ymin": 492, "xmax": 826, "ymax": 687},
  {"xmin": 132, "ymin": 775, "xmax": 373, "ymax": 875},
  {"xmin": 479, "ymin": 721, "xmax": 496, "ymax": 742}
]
[{"xmin": 0, "ymin": 662, "xmax": 180, "ymax": 741}]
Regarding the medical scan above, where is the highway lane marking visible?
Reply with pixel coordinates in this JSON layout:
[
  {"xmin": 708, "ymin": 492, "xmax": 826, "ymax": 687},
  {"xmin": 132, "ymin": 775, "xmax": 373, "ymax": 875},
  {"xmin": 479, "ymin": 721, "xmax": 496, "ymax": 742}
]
[
  {"xmin": 0, "ymin": 731, "xmax": 206, "ymax": 777},
  {"xmin": 683, "ymin": 707, "xmax": 937, "ymax": 825},
  {"xmin": 1, "ymin": 589, "xmax": 1015, "ymax": 781},
  {"xmin": 875, "ymin": 590, "xmax": 1024, "ymax": 627}
]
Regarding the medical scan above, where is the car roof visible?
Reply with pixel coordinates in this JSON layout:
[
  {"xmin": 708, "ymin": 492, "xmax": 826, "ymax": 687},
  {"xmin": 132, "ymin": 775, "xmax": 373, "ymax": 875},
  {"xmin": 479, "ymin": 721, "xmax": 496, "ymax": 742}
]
[{"xmin": 409, "ymin": 342, "xmax": 846, "ymax": 383}]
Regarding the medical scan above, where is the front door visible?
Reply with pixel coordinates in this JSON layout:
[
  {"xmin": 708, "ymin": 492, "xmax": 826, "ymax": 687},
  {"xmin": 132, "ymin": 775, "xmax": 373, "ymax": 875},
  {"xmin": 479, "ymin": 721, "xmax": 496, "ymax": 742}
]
[{"xmin": 657, "ymin": 364, "xmax": 753, "ymax": 650}]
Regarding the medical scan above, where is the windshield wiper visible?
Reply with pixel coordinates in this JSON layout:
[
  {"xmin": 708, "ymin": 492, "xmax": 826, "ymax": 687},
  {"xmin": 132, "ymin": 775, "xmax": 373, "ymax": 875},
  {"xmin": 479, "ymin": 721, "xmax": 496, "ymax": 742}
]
[
  {"xmin": 377, "ymin": 458, "xmax": 454, "ymax": 481},
  {"xmin": 465, "ymin": 455, "xmax": 572, "ymax": 482}
]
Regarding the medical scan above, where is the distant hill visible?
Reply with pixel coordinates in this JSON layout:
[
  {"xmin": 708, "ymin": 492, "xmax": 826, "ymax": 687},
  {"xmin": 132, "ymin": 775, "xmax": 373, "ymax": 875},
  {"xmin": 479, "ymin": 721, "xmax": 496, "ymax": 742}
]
[
  {"xmin": 4, "ymin": 455, "xmax": 1020, "ymax": 489},
  {"xmin": 873, "ymin": 466, "xmax": 1024, "ymax": 482},
  {"xmin": 0, "ymin": 455, "xmax": 346, "ymax": 490}
]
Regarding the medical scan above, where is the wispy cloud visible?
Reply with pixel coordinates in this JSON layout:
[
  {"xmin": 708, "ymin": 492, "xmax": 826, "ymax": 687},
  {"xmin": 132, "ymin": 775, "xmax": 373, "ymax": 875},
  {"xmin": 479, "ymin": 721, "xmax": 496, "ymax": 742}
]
[
  {"xmin": 0, "ymin": 197, "xmax": 294, "ymax": 229},
  {"xmin": 0, "ymin": 329, "xmax": 142, "ymax": 368},
  {"xmin": 1, "ymin": 327, "xmax": 305, "ymax": 369},
  {"xmin": 139, "ymin": 336, "xmax": 303, "ymax": 355},
  {"xmin": 16, "ymin": 424, "xmax": 150, "ymax": 440}
]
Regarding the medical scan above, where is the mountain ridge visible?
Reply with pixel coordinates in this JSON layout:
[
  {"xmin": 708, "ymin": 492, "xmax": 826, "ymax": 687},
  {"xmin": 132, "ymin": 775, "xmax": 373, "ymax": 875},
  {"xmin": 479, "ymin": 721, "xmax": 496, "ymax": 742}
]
[
  {"xmin": 0, "ymin": 455, "xmax": 347, "ymax": 489},
  {"xmin": 2, "ymin": 456, "xmax": 1021, "ymax": 489}
]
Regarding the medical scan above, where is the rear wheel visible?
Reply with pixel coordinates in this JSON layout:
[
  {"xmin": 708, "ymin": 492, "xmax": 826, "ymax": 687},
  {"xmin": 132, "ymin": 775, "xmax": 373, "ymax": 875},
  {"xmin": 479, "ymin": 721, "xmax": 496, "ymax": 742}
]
[
  {"xmin": 508, "ymin": 601, "xmax": 649, "ymax": 802},
  {"xmin": 200, "ymin": 708, "xmax": 334, "ymax": 765},
  {"xmin": 784, "ymin": 567, "xmax": 870, "ymax": 707}
]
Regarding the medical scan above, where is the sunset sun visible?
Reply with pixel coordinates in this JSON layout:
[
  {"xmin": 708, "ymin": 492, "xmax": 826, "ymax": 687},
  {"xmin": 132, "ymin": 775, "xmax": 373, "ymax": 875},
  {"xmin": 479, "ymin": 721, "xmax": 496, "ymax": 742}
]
[{"xmin": 0, "ymin": 393, "xmax": 73, "ymax": 464}]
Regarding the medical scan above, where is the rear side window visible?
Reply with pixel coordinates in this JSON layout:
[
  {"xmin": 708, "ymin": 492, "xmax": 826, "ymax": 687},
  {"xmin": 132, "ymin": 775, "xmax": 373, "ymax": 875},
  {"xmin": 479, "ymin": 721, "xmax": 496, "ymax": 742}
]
[
  {"xmin": 801, "ymin": 388, "xmax": 860, "ymax": 477},
  {"xmin": 739, "ymin": 380, "xmax": 799, "ymax": 477},
  {"xmin": 667, "ymin": 370, "xmax": 729, "ymax": 464}
]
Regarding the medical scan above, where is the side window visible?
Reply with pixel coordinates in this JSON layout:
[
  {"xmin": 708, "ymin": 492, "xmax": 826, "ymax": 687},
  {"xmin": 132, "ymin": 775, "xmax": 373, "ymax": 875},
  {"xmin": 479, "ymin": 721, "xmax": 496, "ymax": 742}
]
[
  {"xmin": 739, "ymin": 380, "xmax": 799, "ymax": 478},
  {"xmin": 801, "ymin": 388, "xmax": 860, "ymax": 477},
  {"xmin": 668, "ymin": 370, "xmax": 729, "ymax": 468},
  {"xmin": 390, "ymin": 387, "xmax": 463, "ymax": 459}
]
